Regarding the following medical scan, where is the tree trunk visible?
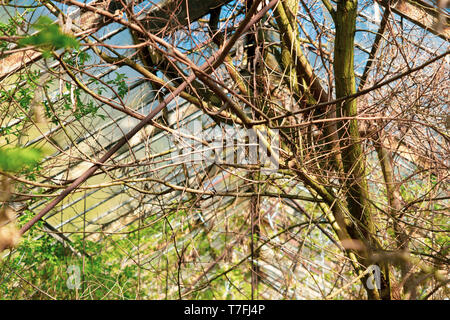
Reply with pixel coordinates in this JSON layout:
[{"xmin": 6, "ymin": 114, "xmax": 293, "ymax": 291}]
[{"xmin": 333, "ymin": 0, "xmax": 391, "ymax": 299}]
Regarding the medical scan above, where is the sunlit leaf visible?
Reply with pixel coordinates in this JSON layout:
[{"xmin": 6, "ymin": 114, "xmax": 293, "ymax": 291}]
[
  {"xmin": 0, "ymin": 147, "xmax": 43, "ymax": 172},
  {"xmin": 18, "ymin": 16, "xmax": 79, "ymax": 53}
]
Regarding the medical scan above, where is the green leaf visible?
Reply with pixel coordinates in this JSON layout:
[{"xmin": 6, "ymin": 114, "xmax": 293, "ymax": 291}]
[
  {"xmin": 0, "ymin": 147, "xmax": 43, "ymax": 172},
  {"xmin": 18, "ymin": 16, "xmax": 79, "ymax": 53}
]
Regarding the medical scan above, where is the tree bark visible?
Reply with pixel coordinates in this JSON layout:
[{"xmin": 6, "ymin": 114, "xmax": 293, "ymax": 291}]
[{"xmin": 333, "ymin": 0, "xmax": 391, "ymax": 299}]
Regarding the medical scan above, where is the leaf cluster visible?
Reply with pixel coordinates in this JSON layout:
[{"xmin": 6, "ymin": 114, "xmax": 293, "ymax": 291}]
[{"xmin": 18, "ymin": 16, "xmax": 79, "ymax": 57}]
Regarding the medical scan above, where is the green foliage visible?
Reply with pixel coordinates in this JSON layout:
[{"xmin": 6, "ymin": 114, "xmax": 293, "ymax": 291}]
[
  {"xmin": 0, "ymin": 147, "xmax": 42, "ymax": 172},
  {"xmin": 42, "ymin": 81, "xmax": 105, "ymax": 124},
  {"xmin": 0, "ymin": 214, "xmax": 141, "ymax": 299},
  {"xmin": 107, "ymin": 72, "xmax": 129, "ymax": 99},
  {"xmin": 0, "ymin": 206, "xmax": 263, "ymax": 299},
  {"xmin": 62, "ymin": 49, "xmax": 91, "ymax": 66},
  {"xmin": 0, "ymin": 68, "xmax": 42, "ymax": 143},
  {"xmin": 0, "ymin": 13, "xmax": 26, "ymax": 50},
  {"xmin": 18, "ymin": 16, "xmax": 79, "ymax": 57},
  {"xmin": 64, "ymin": 83, "xmax": 103, "ymax": 120},
  {"xmin": 0, "ymin": 69, "xmax": 40, "ymax": 110}
]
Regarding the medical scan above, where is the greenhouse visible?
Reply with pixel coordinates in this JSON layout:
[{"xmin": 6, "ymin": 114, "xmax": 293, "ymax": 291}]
[{"xmin": 0, "ymin": 0, "xmax": 448, "ymax": 300}]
